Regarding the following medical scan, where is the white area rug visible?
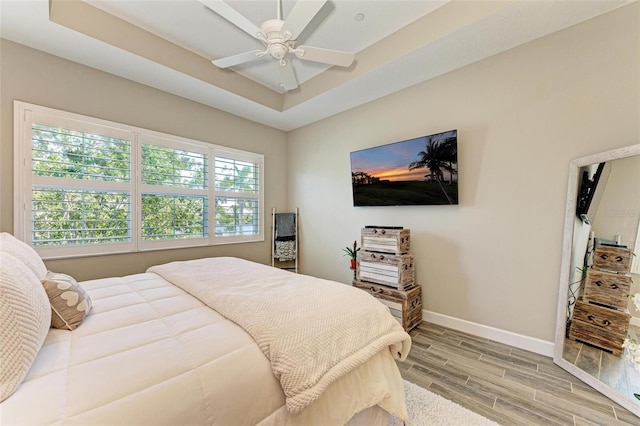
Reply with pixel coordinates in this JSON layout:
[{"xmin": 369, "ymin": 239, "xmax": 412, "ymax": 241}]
[{"xmin": 389, "ymin": 380, "xmax": 499, "ymax": 426}]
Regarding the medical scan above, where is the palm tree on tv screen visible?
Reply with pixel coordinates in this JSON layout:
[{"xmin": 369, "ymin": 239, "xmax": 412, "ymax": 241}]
[{"xmin": 408, "ymin": 137, "xmax": 457, "ymax": 204}]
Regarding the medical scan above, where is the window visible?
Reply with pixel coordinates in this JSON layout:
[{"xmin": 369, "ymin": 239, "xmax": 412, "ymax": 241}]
[
  {"xmin": 137, "ymin": 134, "xmax": 211, "ymax": 250},
  {"xmin": 14, "ymin": 102, "xmax": 264, "ymax": 258},
  {"xmin": 214, "ymin": 155, "xmax": 260, "ymax": 237}
]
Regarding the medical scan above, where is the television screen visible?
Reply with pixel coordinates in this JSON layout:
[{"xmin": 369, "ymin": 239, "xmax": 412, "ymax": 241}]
[{"xmin": 350, "ymin": 130, "xmax": 458, "ymax": 206}]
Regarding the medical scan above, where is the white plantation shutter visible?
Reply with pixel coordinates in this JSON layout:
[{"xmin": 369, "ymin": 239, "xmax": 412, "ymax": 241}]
[
  {"xmin": 138, "ymin": 135, "xmax": 210, "ymax": 249},
  {"xmin": 213, "ymin": 152, "xmax": 262, "ymax": 240},
  {"xmin": 15, "ymin": 101, "xmax": 264, "ymax": 259},
  {"xmin": 26, "ymin": 115, "xmax": 134, "ymax": 258}
]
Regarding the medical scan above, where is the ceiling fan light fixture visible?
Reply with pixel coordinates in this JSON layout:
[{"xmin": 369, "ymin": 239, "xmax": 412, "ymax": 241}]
[{"xmin": 268, "ymin": 42, "xmax": 289, "ymax": 61}]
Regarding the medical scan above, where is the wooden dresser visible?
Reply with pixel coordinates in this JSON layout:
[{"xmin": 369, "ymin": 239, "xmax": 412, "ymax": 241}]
[
  {"xmin": 352, "ymin": 227, "xmax": 422, "ymax": 331},
  {"xmin": 568, "ymin": 241, "xmax": 633, "ymax": 355}
]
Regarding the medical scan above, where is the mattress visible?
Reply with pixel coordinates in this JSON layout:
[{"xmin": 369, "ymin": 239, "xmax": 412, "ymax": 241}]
[{"xmin": 0, "ymin": 271, "xmax": 406, "ymax": 425}]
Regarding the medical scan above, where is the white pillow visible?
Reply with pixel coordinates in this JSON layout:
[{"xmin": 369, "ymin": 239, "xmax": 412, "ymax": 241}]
[
  {"xmin": 0, "ymin": 251, "xmax": 51, "ymax": 402},
  {"xmin": 0, "ymin": 233, "xmax": 47, "ymax": 280}
]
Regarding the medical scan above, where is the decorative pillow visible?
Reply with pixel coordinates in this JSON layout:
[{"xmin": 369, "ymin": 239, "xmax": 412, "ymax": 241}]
[
  {"xmin": 0, "ymin": 233, "xmax": 47, "ymax": 280},
  {"xmin": 41, "ymin": 271, "xmax": 92, "ymax": 330},
  {"xmin": 0, "ymin": 251, "xmax": 51, "ymax": 403}
]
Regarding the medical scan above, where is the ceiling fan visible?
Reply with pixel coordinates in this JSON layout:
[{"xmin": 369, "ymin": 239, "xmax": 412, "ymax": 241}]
[{"xmin": 199, "ymin": 0, "xmax": 355, "ymax": 91}]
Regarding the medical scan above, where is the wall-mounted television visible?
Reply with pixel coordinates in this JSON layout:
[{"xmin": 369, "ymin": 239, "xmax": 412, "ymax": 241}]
[
  {"xmin": 576, "ymin": 161, "xmax": 605, "ymax": 223},
  {"xmin": 350, "ymin": 130, "xmax": 458, "ymax": 206}
]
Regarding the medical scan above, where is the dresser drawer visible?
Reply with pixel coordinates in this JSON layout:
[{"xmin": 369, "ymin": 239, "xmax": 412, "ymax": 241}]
[
  {"xmin": 353, "ymin": 281, "xmax": 422, "ymax": 331},
  {"xmin": 568, "ymin": 299, "xmax": 630, "ymax": 355},
  {"xmin": 593, "ymin": 245, "xmax": 632, "ymax": 273},
  {"xmin": 361, "ymin": 228, "xmax": 410, "ymax": 255},
  {"xmin": 356, "ymin": 252, "xmax": 414, "ymax": 289},
  {"xmin": 583, "ymin": 268, "xmax": 632, "ymax": 309}
]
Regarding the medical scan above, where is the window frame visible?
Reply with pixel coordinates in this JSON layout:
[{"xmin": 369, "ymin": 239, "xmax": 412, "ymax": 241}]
[{"xmin": 14, "ymin": 101, "xmax": 264, "ymax": 259}]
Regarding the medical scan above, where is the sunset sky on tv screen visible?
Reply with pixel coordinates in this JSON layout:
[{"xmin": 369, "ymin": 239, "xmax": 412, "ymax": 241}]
[{"xmin": 350, "ymin": 130, "xmax": 456, "ymax": 182}]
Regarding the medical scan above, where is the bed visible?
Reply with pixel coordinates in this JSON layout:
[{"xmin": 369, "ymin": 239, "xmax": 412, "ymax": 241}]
[{"xmin": 0, "ymin": 233, "xmax": 411, "ymax": 425}]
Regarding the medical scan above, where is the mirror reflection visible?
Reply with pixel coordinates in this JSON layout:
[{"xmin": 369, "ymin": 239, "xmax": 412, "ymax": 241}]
[{"xmin": 560, "ymin": 152, "xmax": 640, "ymax": 413}]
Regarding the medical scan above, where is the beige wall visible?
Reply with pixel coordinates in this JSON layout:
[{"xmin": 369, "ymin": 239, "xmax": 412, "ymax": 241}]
[
  {"xmin": 287, "ymin": 4, "xmax": 640, "ymax": 342},
  {"xmin": 592, "ymin": 156, "xmax": 640, "ymax": 250},
  {"xmin": 1, "ymin": 5, "xmax": 638, "ymax": 344},
  {"xmin": 0, "ymin": 39, "xmax": 288, "ymax": 281}
]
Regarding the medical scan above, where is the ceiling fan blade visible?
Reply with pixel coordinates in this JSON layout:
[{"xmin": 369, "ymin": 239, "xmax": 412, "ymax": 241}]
[
  {"xmin": 294, "ymin": 45, "xmax": 354, "ymax": 67},
  {"xmin": 199, "ymin": 0, "xmax": 261, "ymax": 38},
  {"xmin": 278, "ymin": 61, "xmax": 298, "ymax": 91},
  {"xmin": 281, "ymin": 0, "xmax": 327, "ymax": 40},
  {"xmin": 212, "ymin": 50, "xmax": 264, "ymax": 68}
]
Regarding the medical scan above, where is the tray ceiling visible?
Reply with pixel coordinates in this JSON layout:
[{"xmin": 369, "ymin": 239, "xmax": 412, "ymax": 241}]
[{"xmin": 0, "ymin": 0, "xmax": 632, "ymax": 130}]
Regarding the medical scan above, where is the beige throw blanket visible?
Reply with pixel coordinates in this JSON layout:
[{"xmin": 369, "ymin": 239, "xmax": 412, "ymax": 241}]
[{"xmin": 148, "ymin": 257, "xmax": 411, "ymax": 413}]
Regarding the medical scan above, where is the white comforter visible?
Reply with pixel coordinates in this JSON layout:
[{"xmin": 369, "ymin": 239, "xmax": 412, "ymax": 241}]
[
  {"xmin": 1, "ymin": 259, "xmax": 410, "ymax": 425},
  {"xmin": 2, "ymin": 272, "xmax": 289, "ymax": 425},
  {"xmin": 148, "ymin": 257, "xmax": 411, "ymax": 414}
]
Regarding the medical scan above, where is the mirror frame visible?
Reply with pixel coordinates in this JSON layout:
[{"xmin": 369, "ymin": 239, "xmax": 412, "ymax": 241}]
[{"xmin": 554, "ymin": 143, "xmax": 640, "ymax": 418}]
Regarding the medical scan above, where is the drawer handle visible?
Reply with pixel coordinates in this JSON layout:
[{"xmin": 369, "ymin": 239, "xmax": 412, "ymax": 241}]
[
  {"xmin": 370, "ymin": 253, "xmax": 384, "ymax": 260},
  {"xmin": 587, "ymin": 314, "xmax": 611, "ymax": 327},
  {"xmin": 369, "ymin": 286, "xmax": 382, "ymax": 294},
  {"xmin": 381, "ymin": 229, "xmax": 386, "ymax": 235},
  {"xmin": 600, "ymin": 254, "xmax": 608, "ymax": 260},
  {"xmin": 615, "ymin": 256, "xmax": 623, "ymax": 262},
  {"xmin": 593, "ymin": 280, "xmax": 619, "ymax": 290}
]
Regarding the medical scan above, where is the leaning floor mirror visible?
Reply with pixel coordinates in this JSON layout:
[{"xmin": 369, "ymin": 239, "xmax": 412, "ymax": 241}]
[{"xmin": 554, "ymin": 143, "xmax": 640, "ymax": 418}]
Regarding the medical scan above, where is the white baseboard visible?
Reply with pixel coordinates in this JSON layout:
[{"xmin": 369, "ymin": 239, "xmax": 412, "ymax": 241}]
[
  {"xmin": 631, "ymin": 316, "xmax": 640, "ymax": 327},
  {"xmin": 422, "ymin": 310, "xmax": 555, "ymax": 358}
]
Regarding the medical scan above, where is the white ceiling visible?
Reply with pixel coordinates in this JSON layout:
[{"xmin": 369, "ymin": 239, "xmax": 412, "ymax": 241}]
[
  {"xmin": 85, "ymin": 0, "xmax": 447, "ymax": 92},
  {"xmin": 0, "ymin": 0, "xmax": 633, "ymax": 131}
]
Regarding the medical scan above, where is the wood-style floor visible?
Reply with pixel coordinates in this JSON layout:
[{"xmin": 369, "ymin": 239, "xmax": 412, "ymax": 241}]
[
  {"xmin": 563, "ymin": 324, "xmax": 640, "ymax": 409},
  {"xmin": 397, "ymin": 322, "xmax": 640, "ymax": 425}
]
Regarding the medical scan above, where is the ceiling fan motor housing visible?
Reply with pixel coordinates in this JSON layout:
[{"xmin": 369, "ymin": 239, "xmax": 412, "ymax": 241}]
[{"xmin": 259, "ymin": 19, "xmax": 295, "ymax": 63}]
